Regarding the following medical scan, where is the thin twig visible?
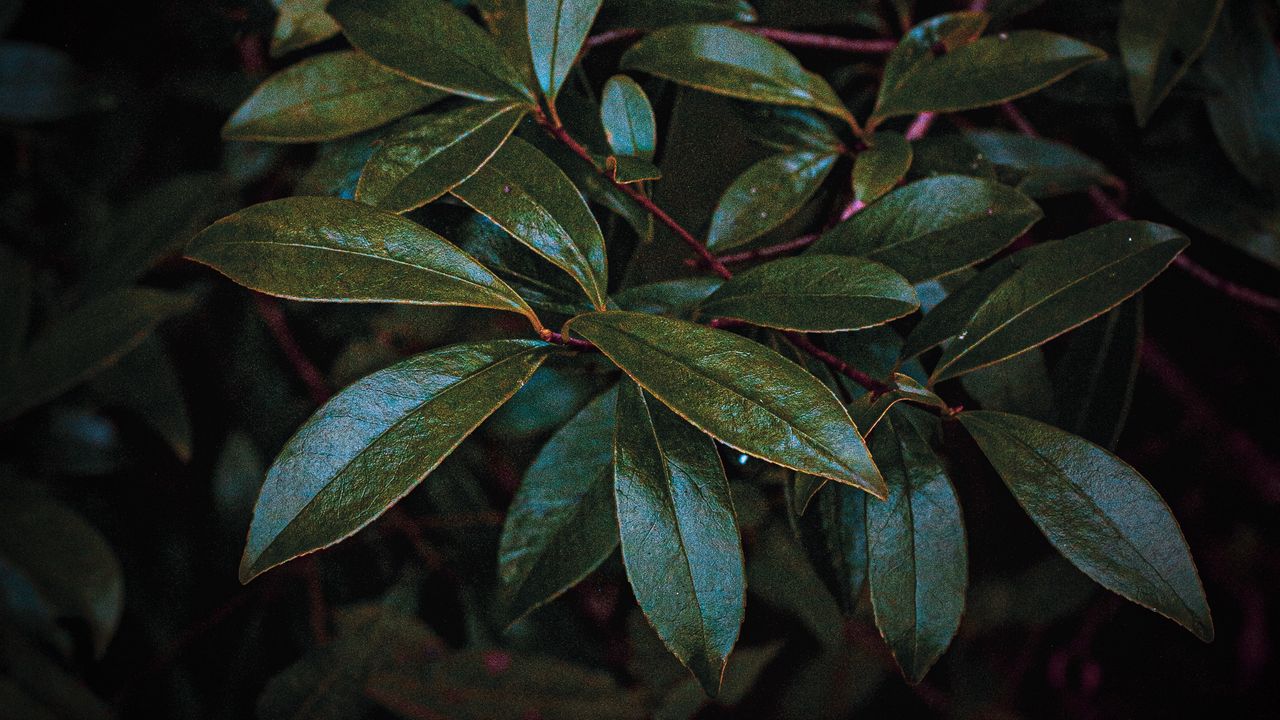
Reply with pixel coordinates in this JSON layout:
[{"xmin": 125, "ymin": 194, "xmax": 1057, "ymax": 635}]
[
  {"xmin": 253, "ymin": 294, "xmax": 331, "ymax": 405},
  {"xmin": 699, "ymin": 233, "xmax": 820, "ymax": 267}
]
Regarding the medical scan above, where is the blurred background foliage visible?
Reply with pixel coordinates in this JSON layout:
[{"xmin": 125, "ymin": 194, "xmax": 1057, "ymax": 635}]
[{"xmin": 1, "ymin": 0, "xmax": 1278, "ymax": 718}]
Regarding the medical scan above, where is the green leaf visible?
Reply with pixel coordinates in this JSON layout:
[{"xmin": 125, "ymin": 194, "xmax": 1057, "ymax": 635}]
[
  {"xmin": 0, "ymin": 492, "xmax": 123, "ymax": 657},
  {"xmin": 873, "ymin": 26, "xmax": 1106, "ymax": 120},
  {"xmin": 853, "ymin": 131, "xmax": 912, "ymax": 205},
  {"xmin": 455, "ymin": 212, "xmax": 596, "ymax": 316},
  {"xmin": 932, "ymin": 221, "xmax": 1187, "ymax": 382},
  {"xmin": 564, "ymin": 311, "xmax": 884, "ymax": 494},
  {"xmin": 614, "ymin": 380, "xmax": 744, "ymax": 695},
  {"xmin": 736, "ymin": 103, "xmax": 841, "ymax": 153},
  {"xmin": 239, "ymin": 339, "xmax": 551, "ymax": 582},
  {"xmin": 187, "ymin": 197, "xmax": 539, "ymax": 325},
  {"xmin": 877, "ymin": 12, "xmax": 990, "ymax": 118},
  {"xmin": 962, "ymin": 130, "xmax": 1119, "ymax": 199},
  {"xmin": 811, "ymin": 175, "xmax": 1042, "ymax": 282},
  {"xmin": 699, "ymin": 255, "xmax": 918, "ymax": 332},
  {"xmin": 356, "ymin": 102, "xmax": 526, "ymax": 213},
  {"xmin": 0, "ymin": 42, "xmax": 93, "ymax": 123},
  {"xmin": 957, "ymin": 411, "xmax": 1213, "ymax": 641},
  {"xmin": 0, "ymin": 289, "xmax": 192, "ymax": 422},
  {"xmin": 328, "ymin": 0, "xmax": 534, "ymax": 102},
  {"xmin": 1052, "ymin": 299, "xmax": 1143, "ymax": 449},
  {"xmin": 621, "ymin": 24, "xmax": 852, "ymax": 123},
  {"xmin": 797, "ymin": 481, "xmax": 867, "ymax": 614},
  {"xmin": 270, "ymin": 0, "xmax": 340, "ymax": 56},
  {"xmin": 847, "ymin": 373, "xmax": 946, "ymax": 434},
  {"xmin": 222, "ymin": 51, "xmax": 445, "ymax": 143},
  {"xmin": 597, "ymin": 0, "xmax": 758, "ymax": 29},
  {"xmin": 452, "ymin": 136, "xmax": 609, "ymax": 310},
  {"xmin": 705, "ymin": 150, "xmax": 836, "ymax": 252},
  {"xmin": 528, "ymin": 0, "xmax": 605, "ymax": 101},
  {"xmin": 865, "ymin": 406, "xmax": 966, "ymax": 683},
  {"xmin": 960, "ymin": 348, "xmax": 1054, "ymax": 421},
  {"xmin": 498, "ymin": 386, "xmax": 620, "ymax": 626},
  {"xmin": 89, "ymin": 337, "xmax": 193, "ymax": 462},
  {"xmin": 601, "ymin": 75, "xmax": 657, "ymax": 160},
  {"xmin": 1118, "ymin": 0, "xmax": 1224, "ymax": 125},
  {"xmin": 613, "ymin": 277, "xmax": 723, "ymax": 317}
]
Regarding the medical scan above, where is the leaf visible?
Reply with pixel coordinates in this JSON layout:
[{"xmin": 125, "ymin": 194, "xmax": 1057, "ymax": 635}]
[
  {"xmin": 847, "ymin": 374, "xmax": 946, "ymax": 434},
  {"xmin": 853, "ymin": 131, "xmax": 912, "ymax": 205},
  {"xmin": 270, "ymin": 0, "xmax": 340, "ymax": 56},
  {"xmin": 1052, "ymin": 299, "xmax": 1143, "ymax": 449},
  {"xmin": 455, "ymin": 212, "xmax": 596, "ymax": 316},
  {"xmin": 962, "ymin": 130, "xmax": 1119, "ymax": 199},
  {"xmin": 0, "ymin": 41, "xmax": 92, "ymax": 123},
  {"xmin": 452, "ymin": 136, "xmax": 609, "ymax": 310},
  {"xmin": 596, "ymin": 0, "xmax": 758, "ymax": 29},
  {"xmin": 746, "ymin": 522, "xmax": 843, "ymax": 643},
  {"xmin": 865, "ymin": 405, "xmax": 967, "ymax": 683},
  {"xmin": 356, "ymin": 102, "xmax": 526, "ymax": 213},
  {"xmin": 621, "ymin": 24, "xmax": 852, "ymax": 123},
  {"xmin": 328, "ymin": 0, "xmax": 534, "ymax": 102},
  {"xmin": 368, "ymin": 650, "xmax": 647, "ymax": 720},
  {"xmin": 222, "ymin": 51, "xmax": 445, "ymax": 143},
  {"xmin": 528, "ymin": 0, "xmax": 605, "ymax": 101},
  {"xmin": 614, "ymin": 381, "xmax": 744, "ymax": 695},
  {"xmin": 498, "ymin": 386, "xmax": 620, "ymax": 626},
  {"xmin": 960, "ymin": 349, "xmax": 1054, "ymax": 421},
  {"xmin": 613, "ymin": 277, "xmax": 723, "ymax": 317},
  {"xmin": 564, "ymin": 311, "xmax": 884, "ymax": 494},
  {"xmin": 957, "ymin": 411, "xmax": 1213, "ymax": 641},
  {"xmin": 187, "ymin": 197, "xmax": 538, "ymax": 325},
  {"xmin": 0, "ymin": 289, "xmax": 192, "ymax": 422},
  {"xmin": 811, "ymin": 175, "xmax": 1043, "ymax": 282},
  {"xmin": 932, "ymin": 221, "xmax": 1187, "ymax": 382},
  {"xmin": 797, "ymin": 481, "xmax": 868, "ymax": 614},
  {"xmin": 873, "ymin": 26, "xmax": 1106, "ymax": 120},
  {"xmin": 877, "ymin": 12, "xmax": 990, "ymax": 116},
  {"xmin": 239, "ymin": 339, "xmax": 551, "ymax": 582},
  {"xmin": 705, "ymin": 151, "xmax": 837, "ymax": 252},
  {"xmin": 1118, "ymin": 0, "xmax": 1224, "ymax": 125},
  {"xmin": 296, "ymin": 130, "xmax": 382, "ymax": 200},
  {"xmin": 735, "ymin": 103, "xmax": 841, "ymax": 153},
  {"xmin": 699, "ymin": 255, "xmax": 919, "ymax": 332},
  {"xmin": 601, "ymin": 75, "xmax": 657, "ymax": 160},
  {"xmin": 89, "ymin": 337, "xmax": 193, "ymax": 462},
  {"xmin": 0, "ymin": 492, "xmax": 123, "ymax": 658}
]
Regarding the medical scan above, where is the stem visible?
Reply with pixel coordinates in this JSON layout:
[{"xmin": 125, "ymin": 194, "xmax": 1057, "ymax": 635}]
[
  {"xmin": 783, "ymin": 332, "xmax": 893, "ymax": 395},
  {"xmin": 539, "ymin": 328, "xmax": 598, "ymax": 351},
  {"xmin": 904, "ymin": 111, "xmax": 936, "ymax": 141},
  {"xmin": 584, "ymin": 26, "xmax": 898, "ymax": 55},
  {"xmin": 696, "ymin": 233, "xmax": 820, "ymax": 267},
  {"xmin": 253, "ymin": 294, "xmax": 331, "ymax": 405}
]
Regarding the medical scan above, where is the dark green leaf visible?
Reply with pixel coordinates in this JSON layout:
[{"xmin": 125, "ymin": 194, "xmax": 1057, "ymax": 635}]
[
  {"xmin": 601, "ymin": 75, "xmax": 657, "ymax": 160},
  {"xmin": 811, "ymin": 175, "xmax": 1042, "ymax": 282},
  {"xmin": 706, "ymin": 151, "xmax": 837, "ymax": 252},
  {"xmin": 699, "ymin": 255, "xmax": 919, "ymax": 332},
  {"xmin": 865, "ymin": 405, "xmax": 967, "ymax": 683},
  {"xmin": 1118, "ymin": 0, "xmax": 1224, "ymax": 125},
  {"xmin": 746, "ymin": 522, "xmax": 843, "ymax": 643},
  {"xmin": 0, "ymin": 289, "xmax": 192, "ymax": 422},
  {"xmin": 455, "ymin": 212, "xmax": 597, "ymax": 316},
  {"xmin": 604, "ymin": 154, "xmax": 662, "ymax": 183},
  {"xmin": 613, "ymin": 277, "xmax": 723, "ymax": 317},
  {"xmin": 498, "ymin": 386, "xmax": 620, "ymax": 626},
  {"xmin": 270, "ymin": 0, "xmax": 340, "ymax": 56},
  {"xmin": 877, "ymin": 12, "xmax": 990, "ymax": 117},
  {"xmin": 565, "ymin": 311, "xmax": 885, "ymax": 494},
  {"xmin": 735, "ymin": 103, "xmax": 841, "ymax": 153},
  {"xmin": 597, "ymin": 0, "xmax": 757, "ymax": 29},
  {"xmin": 328, "ymin": 0, "xmax": 534, "ymax": 102},
  {"xmin": 223, "ymin": 51, "xmax": 446, "ymax": 143},
  {"xmin": 962, "ymin": 130, "xmax": 1119, "ymax": 199},
  {"xmin": 356, "ymin": 102, "xmax": 526, "ymax": 213},
  {"xmin": 296, "ymin": 130, "xmax": 381, "ymax": 200},
  {"xmin": 874, "ymin": 25, "xmax": 1106, "ymax": 120},
  {"xmin": 932, "ymin": 221, "xmax": 1186, "ymax": 382},
  {"xmin": 1052, "ymin": 299, "xmax": 1142, "ymax": 449},
  {"xmin": 960, "ymin": 348, "xmax": 1054, "ymax": 421},
  {"xmin": 621, "ymin": 24, "xmax": 852, "ymax": 124},
  {"xmin": 239, "ymin": 339, "xmax": 552, "ymax": 581},
  {"xmin": 528, "ymin": 0, "xmax": 605, "ymax": 101},
  {"xmin": 653, "ymin": 643, "xmax": 783, "ymax": 720},
  {"xmin": 958, "ymin": 411, "xmax": 1213, "ymax": 641},
  {"xmin": 0, "ymin": 42, "xmax": 93, "ymax": 123},
  {"xmin": 848, "ymin": 374, "xmax": 946, "ymax": 433},
  {"xmin": 798, "ymin": 481, "xmax": 867, "ymax": 613},
  {"xmin": 614, "ymin": 380, "xmax": 744, "ymax": 695},
  {"xmin": 187, "ymin": 197, "xmax": 539, "ymax": 324},
  {"xmin": 854, "ymin": 131, "xmax": 912, "ymax": 205},
  {"xmin": 452, "ymin": 136, "xmax": 610, "ymax": 310},
  {"xmin": 89, "ymin": 337, "xmax": 193, "ymax": 462}
]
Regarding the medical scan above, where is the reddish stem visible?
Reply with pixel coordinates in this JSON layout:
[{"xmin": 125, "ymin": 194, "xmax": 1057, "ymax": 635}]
[
  {"xmin": 540, "ymin": 328, "xmax": 597, "ymax": 351},
  {"xmin": 253, "ymin": 294, "xmax": 332, "ymax": 405},
  {"xmin": 698, "ymin": 233, "xmax": 820, "ymax": 267},
  {"xmin": 904, "ymin": 111, "xmax": 936, "ymax": 141},
  {"xmin": 784, "ymin": 332, "xmax": 893, "ymax": 396}
]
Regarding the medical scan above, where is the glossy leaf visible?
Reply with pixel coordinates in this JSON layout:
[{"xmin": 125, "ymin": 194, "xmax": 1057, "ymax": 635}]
[
  {"xmin": 613, "ymin": 277, "xmax": 723, "ymax": 317},
  {"xmin": 963, "ymin": 130, "xmax": 1119, "ymax": 199},
  {"xmin": 328, "ymin": 0, "xmax": 534, "ymax": 102},
  {"xmin": 699, "ymin": 255, "xmax": 919, "ymax": 332},
  {"xmin": 452, "ymin": 136, "xmax": 609, "ymax": 310},
  {"xmin": 874, "ymin": 26, "xmax": 1106, "ymax": 120},
  {"xmin": 812, "ymin": 175, "xmax": 1042, "ymax": 282},
  {"xmin": 736, "ymin": 103, "xmax": 841, "ymax": 153},
  {"xmin": 596, "ymin": 0, "xmax": 758, "ymax": 29},
  {"xmin": 877, "ymin": 12, "xmax": 990, "ymax": 117},
  {"xmin": 528, "ymin": 0, "xmax": 604, "ymax": 101},
  {"xmin": 0, "ymin": 289, "xmax": 192, "ymax": 422},
  {"xmin": 797, "ymin": 481, "xmax": 868, "ymax": 613},
  {"xmin": 958, "ymin": 411, "xmax": 1213, "ymax": 641},
  {"xmin": 356, "ymin": 102, "xmax": 526, "ymax": 213},
  {"xmin": 270, "ymin": 0, "xmax": 340, "ymax": 56},
  {"xmin": 601, "ymin": 75, "xmax": 657, "ymax": 160},
  {"xmin": 621, "ymin": 24, "xmax": 852, "ymax": 123},
  {"xmin": 455, "ymin": 212, "xmax": 596, "ymax": 316},
  {"xmin": 239, "ymin": 340, "xmax": 552, "ymax": 582},
  {"xmin": 565, "ymin": 311, "xmax": 885, "ymax": 494},
  {"xmin": 848, "ymin": 374, "xmax": 946, "ymax": 434},
  {"xmin": 866, "ymin": 405, "xmax": 966, "ymax": 683},
  {"xmin": 706, "ymin": 151, "xmax": 836, "ymax": 252},
  {"xmin": 932, "ymin": 221, "xmax": 1187, "ymax": 382},
  {"xmin": 614, "ymin": 381, "xmax": 744, "ymax": 695},
  {"xmin": 1118, "ymin": 0, "xmax": 1224, "ymax": 125},
  {"xmin": 854, "ymin": 131, "xmax": 912, "ymax": 205},
  {"xmin": 222, "ymin": 51, "xmax": 445, "ymax": 143},
  {"xmin": 187, "ymin": 197, "xmax": 538, "ymax": 324},
  {"xmin": 89, "ymin": 337, "xmax": 193, "ymax": 462},
  {"xmin": 498, "ymin": 386, "xmax": 620, "ymax": 626},
  {"xmin": 1052, "ymin": 299, "xmax": 1143, "ymax": 449}
]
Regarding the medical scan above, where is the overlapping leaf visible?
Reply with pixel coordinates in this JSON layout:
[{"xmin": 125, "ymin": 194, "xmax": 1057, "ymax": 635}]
[
  {"xmin": 853, "ymin": 130, "xmax": 912, "ymax": 205},
  {"xmin": 528, "ymin": 0, "xmax": 605, "ymax": 101},
  {"xmin": 706, "ymin": 151, "xmax": 836, "ymax": 252},
  {"xmin": 1118, "ymin": 0, "xmax": 1224, "ymax": 125},
  {"xmin": 270, "ymin": 0, "xmax": 340, "ymax": 56},
  {"xmin": 601, "ymin": 75, "xmax": 657, "ymax": 160}
]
